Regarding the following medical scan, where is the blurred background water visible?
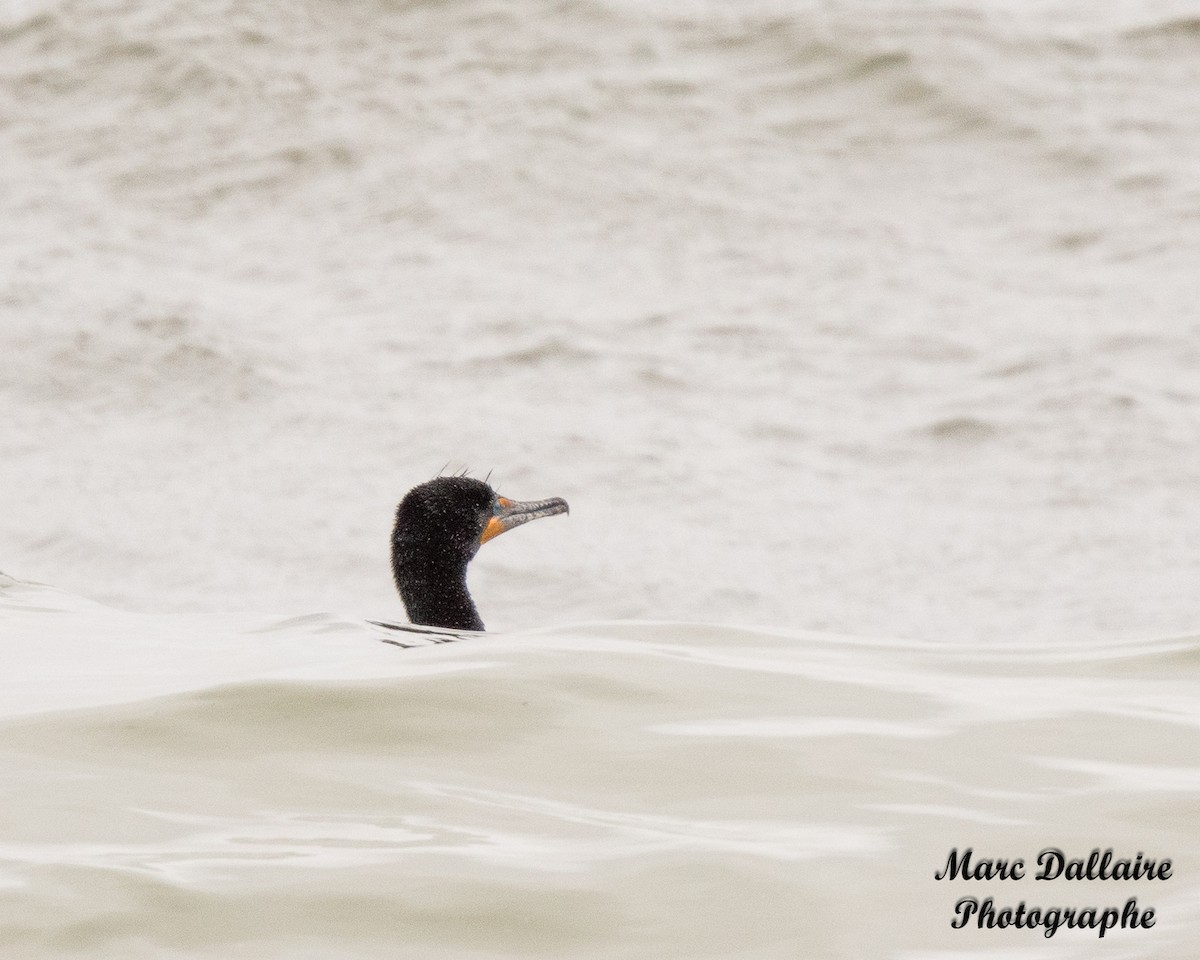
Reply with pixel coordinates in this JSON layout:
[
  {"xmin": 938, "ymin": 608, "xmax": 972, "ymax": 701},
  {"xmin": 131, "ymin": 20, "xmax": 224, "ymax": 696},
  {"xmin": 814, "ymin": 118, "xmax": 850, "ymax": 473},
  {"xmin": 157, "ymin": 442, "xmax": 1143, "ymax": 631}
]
[
  {"xmin": 4, "ymin": 0, "xmax": 1200, "ymax": 639},
  {"xmin": 2, "ymin": 0, "xmax": 1199, "ymax": 957}
]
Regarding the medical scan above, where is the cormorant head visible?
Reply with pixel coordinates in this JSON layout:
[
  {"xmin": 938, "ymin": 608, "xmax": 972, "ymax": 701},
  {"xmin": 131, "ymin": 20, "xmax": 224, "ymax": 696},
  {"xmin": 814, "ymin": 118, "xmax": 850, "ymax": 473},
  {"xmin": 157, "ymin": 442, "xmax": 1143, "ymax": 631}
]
[
  {"xmin": 390, "ymin": 474, "xmax": 569, "ymax": 631},
  {"xmin": 393, "ymin": 475, "xmax": 498, "ymax": 566}
]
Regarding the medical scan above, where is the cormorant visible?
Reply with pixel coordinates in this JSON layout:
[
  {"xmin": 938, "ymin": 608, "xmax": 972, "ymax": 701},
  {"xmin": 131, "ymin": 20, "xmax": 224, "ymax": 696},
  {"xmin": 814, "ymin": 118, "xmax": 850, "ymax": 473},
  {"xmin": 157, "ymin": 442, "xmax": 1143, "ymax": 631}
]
[{"xmin": 390, "ymin": 475, "xmax": 569, "ymax": 631}]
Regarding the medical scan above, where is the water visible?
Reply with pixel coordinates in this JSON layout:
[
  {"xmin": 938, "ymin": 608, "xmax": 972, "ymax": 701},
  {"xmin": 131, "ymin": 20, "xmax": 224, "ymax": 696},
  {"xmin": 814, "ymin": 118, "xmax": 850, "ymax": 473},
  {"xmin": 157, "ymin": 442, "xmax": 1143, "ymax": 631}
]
[
  {"xmin": 2, "ymin": 0, "xmax": 1200, "ymax": 956},
  {"xmin": 3, "ymin": 577, "xmax": 1199, "ymax": 959}
]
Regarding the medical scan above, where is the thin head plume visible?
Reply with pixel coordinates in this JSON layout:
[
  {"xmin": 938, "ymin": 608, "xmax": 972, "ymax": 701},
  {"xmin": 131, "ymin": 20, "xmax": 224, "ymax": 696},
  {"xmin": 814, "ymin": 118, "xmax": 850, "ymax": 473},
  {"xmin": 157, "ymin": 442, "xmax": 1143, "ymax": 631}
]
[{"xmin": 434, "ymin": 462, "xmax": 472, "ymax": 479}]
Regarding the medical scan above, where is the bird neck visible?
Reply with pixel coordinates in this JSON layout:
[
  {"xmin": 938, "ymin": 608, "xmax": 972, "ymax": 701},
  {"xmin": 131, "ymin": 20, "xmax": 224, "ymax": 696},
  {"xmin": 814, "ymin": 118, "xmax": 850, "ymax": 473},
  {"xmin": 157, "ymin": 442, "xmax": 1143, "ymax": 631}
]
[{"xmin": 393, "ymin": 554, "xmax": 484, "ymax": 632}]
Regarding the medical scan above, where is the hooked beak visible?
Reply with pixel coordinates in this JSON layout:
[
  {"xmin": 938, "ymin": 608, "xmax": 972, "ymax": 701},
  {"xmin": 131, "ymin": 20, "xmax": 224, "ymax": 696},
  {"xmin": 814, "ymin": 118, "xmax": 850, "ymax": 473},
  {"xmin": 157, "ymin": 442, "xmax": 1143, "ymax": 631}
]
[{"xmin": 480, "ymin": 494, "xmax": 570, "ymax": 545}]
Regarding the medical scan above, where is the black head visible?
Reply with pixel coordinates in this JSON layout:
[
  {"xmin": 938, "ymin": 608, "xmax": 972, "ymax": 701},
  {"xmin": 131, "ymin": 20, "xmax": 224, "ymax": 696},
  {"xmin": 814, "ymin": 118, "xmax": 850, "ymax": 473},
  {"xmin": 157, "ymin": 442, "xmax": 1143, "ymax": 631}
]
[
  {"xmin": 390, "ymin": 475, "xmax": 568, "ymax": 631},
  {"xmin": 393, "ymin": 476, "xmax": 496, "ymax": 569}
]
